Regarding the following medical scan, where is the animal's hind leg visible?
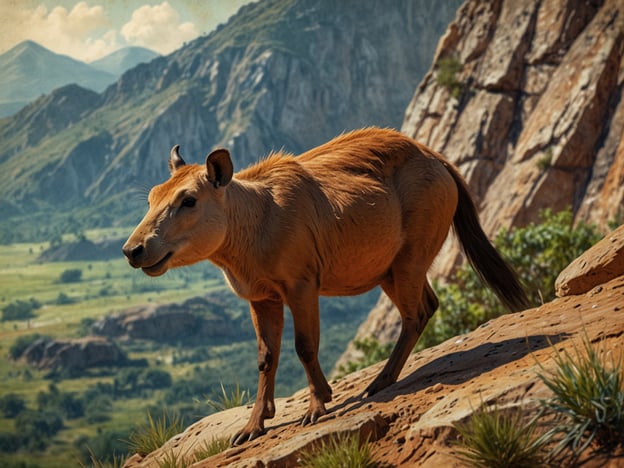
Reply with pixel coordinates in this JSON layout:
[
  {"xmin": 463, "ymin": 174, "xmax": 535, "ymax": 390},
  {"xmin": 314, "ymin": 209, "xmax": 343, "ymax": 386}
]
[
  {"xmin": 287, "ymin": 280, "xmax": 333, "ymax": 426},
  {"xmin": 365, "ymin": 269, "xmax": 438, "ymax": 397}
]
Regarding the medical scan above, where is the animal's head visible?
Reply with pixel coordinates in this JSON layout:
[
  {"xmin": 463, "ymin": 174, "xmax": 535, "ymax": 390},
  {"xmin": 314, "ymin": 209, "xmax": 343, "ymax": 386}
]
[{"xmin": 122, "ymin": 145, "xmax": 233, "ymax": 276}]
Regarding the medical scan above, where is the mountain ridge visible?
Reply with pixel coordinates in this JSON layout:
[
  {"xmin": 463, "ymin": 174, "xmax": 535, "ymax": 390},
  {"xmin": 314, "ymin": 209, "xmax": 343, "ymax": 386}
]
[
  {"xmin": 0, "ymin": 41, "xmax": 160, "ymax": 119},
  {"xmin": 0, "ymin": 0, "xmax": 461, "ymax": 242}
]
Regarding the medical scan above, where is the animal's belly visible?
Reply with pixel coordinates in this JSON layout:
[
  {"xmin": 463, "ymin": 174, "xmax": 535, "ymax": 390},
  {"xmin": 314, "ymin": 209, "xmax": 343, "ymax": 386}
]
[{"xmin": 317, "ymin": 228, "xmax": 402, "ymax": 296}]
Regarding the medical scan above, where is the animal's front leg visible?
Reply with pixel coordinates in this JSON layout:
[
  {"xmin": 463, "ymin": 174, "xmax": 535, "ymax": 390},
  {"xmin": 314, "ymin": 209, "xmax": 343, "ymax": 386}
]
[
  {"xmin": 288, "ymin": 283, "xmax": 332, "ymax": 426},
  {"xmin": 231, "ymin": 299, "xmax": 284, "ymax": 446}
]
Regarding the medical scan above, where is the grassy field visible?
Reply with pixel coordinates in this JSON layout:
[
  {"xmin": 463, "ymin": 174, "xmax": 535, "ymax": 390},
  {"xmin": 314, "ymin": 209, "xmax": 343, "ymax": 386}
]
[{"xmin": 0, "ymin": 229, "xmax": 376, "ymax": 466}]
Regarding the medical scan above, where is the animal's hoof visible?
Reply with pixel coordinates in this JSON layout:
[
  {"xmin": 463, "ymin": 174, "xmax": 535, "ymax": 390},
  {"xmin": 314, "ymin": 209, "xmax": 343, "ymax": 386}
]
[
  {"xmin": 230, "ymin": 427, "xmax": 266, "ymax": 446},
  {"xmin": 364, "ymin": 377, "xmax": 390, "ymax": 397},
  {"xmin": 300, "ymin": 407, "xmax": 325, "ymax": 426}
]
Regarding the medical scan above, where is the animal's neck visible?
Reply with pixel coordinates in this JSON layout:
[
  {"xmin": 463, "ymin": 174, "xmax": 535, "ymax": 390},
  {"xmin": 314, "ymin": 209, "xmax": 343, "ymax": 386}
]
[{"xmin": 210, "ymin": 178, "xmax": 269, "ymax": 270}]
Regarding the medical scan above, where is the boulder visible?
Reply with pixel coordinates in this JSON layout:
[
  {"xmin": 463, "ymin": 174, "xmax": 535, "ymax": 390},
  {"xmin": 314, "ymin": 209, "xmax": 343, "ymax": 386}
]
[
  {"xmin": 22, "ymin": 336, "xmax": 127, "ymax": 371},
  {"xmin": 556, "ymin": 224, "xmax": 624, "ymax": 297}
]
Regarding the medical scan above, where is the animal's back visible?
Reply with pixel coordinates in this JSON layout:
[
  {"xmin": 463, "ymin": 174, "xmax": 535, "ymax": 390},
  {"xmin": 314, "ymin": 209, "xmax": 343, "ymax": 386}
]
[{"xmin": 236, "ymin": 128, "xmax": 458, "ymax": 297}]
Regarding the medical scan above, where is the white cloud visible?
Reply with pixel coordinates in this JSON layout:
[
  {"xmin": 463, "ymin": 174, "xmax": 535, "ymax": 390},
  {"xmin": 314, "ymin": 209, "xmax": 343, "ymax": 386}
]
[
  {"xmin": 121, "ymin": 2, "xmax": 199, "ymax": 55},
  {"xmin": 0, "ymin": 2, "xmax": 120, "ymax": 62},
  {"xmin": 0, "ymin": 1, "xmax": 201, "ymax": 62}
]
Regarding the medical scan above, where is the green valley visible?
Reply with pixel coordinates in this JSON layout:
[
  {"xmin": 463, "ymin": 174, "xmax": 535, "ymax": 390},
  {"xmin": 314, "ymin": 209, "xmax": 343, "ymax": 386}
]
[{"xmin": 0, "ymin": 228, "xmax": 377, "ymax": 466}]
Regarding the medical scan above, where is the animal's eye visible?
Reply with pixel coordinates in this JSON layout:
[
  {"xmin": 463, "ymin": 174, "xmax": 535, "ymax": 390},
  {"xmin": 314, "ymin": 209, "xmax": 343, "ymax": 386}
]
[{"xmin": 181, "ymin": 197, "xmax": 196, "ymax": 208}]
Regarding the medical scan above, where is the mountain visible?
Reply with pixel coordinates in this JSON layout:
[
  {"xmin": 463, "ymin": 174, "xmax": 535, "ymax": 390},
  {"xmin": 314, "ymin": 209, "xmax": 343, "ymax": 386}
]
[
  {"xmin": 0, "ymin": 41, "xmax": 115, "ymax": 118},
  {"xmin": 336, "ymin": 0, "xmax": 624, "ymax": 370},
  {"xmin": 89, "ymin": 47, "xmax": 160, "ymax": 76},
  {"xmin": 0, "ymin": 0, "xmax": 461, "ymax": 241}
]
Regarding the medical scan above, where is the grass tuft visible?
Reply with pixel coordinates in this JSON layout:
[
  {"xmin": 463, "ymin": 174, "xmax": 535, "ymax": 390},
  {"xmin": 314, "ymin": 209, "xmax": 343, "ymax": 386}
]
[
  {"xmin": 191, "ymin": 436, "xmax": 231, "ymax": 462},
  {"xmin": 80, "ymin": 448, "xmax": 127, "ymax": 468},
  {"xmin": 206, "ymin": 382, "xmax": 253, "ymax": 412},
  {"xmin": 298, "ymin": 432, "xmax": 375, "ymax": 468},
  {"xmin": 538, "ymin": 336, "xmax": 624, "ymax": 457},
  {"xmin": 157, "ymin": 449, "xmax": 190, "ymax": 468},
  {"xmin": 126, "ymin": 410, "xmax": 184, "ymax": 457},
  {"xmin": 453, "ymin": 403, "xmax": 548, "ymax": 467}
]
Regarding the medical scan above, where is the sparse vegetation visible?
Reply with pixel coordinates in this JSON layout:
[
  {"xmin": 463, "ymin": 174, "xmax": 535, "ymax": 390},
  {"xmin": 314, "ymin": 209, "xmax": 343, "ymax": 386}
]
[
  {"xmin": 538, "ymin": 336, "xmax": 624, "ymax": 458},
  {"xmin": 206, "ymin": 382, "xmax": 254, "ymax": 412},
  {"xmin": 436, "ymin": 55, "xmax": 463, "ymax": 98},
  {"xmin": 334, "ymin": 337, "xmax": 393, "ymax": 378},
  {"xmin": 2, "ymin": 298, "xmax": 41, "ymax": 321},
  {"xmin": 418, "ymin": 208, "xmax": 601, "ymax": 350},
  {"xmin": 191, "ymin": 436, "xmax": 231, "ymax": 461},
  {"xmin": 454, "ymin": 404, "xmax": 548, "ymax": 467},
  {"xmin": 298, "ymin": 432, "xmax": 376, "ymax": 468},
  {"xmin": 126, "ymin": 411, "xmax": 184, "ymax": 457},
  {"xmin": 58, "ymin": 267, "xmax": 83, "ymax": 283},
  {"xmin": 536, "ymin": 147, "xmax": 553, "ymax": 170}
]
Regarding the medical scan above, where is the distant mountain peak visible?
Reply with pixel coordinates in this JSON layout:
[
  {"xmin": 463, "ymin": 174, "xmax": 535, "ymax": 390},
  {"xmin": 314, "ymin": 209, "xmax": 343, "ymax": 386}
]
[{"xmin": 89, "ymin": 47, "xmax": 160, "ymax": 76}]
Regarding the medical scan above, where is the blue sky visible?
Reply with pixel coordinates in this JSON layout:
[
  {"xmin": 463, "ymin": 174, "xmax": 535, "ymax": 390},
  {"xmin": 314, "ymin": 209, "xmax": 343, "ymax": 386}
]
[{"xmin": 0, "ymin": 0, "xmax": 253, "ymax": 62}]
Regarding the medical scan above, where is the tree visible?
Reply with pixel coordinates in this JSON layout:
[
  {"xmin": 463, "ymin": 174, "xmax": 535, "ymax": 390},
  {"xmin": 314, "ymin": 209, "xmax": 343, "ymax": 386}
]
[
  {"xmin": 58, "ymin": 268, "xmax": 82, "ymax": 283},
  {"xmin": 0, "ymin": 393, "xmax": 26, "ymax": 418},
  {"xmin": 2, "ymin": 298, "xmax": 41, "ymax": 321}
]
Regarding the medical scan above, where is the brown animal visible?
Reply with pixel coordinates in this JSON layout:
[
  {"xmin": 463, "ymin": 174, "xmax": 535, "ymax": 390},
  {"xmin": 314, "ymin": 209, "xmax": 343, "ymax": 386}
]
[{"xmin": 122, "ymin": 127, "xmax": 528, "ymax": 445}]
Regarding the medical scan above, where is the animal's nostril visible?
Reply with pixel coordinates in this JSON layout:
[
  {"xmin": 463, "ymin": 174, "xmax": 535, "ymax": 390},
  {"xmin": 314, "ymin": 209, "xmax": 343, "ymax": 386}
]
[
  {"xmin": 131, "ymin": 245, "xmax": 144, "ymax": 260},
  {"xmin": 123, "ymin": 244, "xmax": 144, "ymax": 261}
]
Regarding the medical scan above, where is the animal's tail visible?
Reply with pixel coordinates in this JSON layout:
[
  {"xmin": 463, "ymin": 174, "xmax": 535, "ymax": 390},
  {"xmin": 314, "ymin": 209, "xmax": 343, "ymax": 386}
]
[{"xmin": 445, "ymin": 163, "xmax": 530, "ymax": 312}]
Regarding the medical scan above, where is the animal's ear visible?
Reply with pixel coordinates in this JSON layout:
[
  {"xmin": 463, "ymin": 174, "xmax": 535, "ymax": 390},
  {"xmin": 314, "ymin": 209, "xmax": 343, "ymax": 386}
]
[
  {"xmin": 169, "ymin": 145, "xmax": 186, "ymax": 174},
  {"xmin": 206, "ymin": 149, "xmax": 233, "ymax": 188}
]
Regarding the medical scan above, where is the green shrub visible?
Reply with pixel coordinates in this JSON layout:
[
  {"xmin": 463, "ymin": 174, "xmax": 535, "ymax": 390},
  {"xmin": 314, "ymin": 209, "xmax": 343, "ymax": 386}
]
[
  {"xmin": 436, "ymin": 56, "xmax": 463, "ymax": 98},
  {"xmin": 58, "ymin": 268, "xmax": 82, "ymax": 283},
  {"xmin": 37, "ymin": 384, "xmax": 84, "ymax": 420},
  {"xmin": 334, "ymin": 338, "xmax": 393, "ymax": 379},
  {"xmin": 9, "ymin": 333, "xmax": 46, "ymax": 359},
  {"xmin": 298, "ymin": 432, "xmax": 375, "ymax": 468},
  {"xmin": 15, "ymin": 409, "xmax": 63, "ymax": 443},
  {"xmin": 418, "ymin": 209, "xmax": 601, "ymax": 350},
  {"xmin": 538, "ymin": 336, "xmax": 624, "ymax": 458},
  {"xmin": 0, "ymin": 393, "xmax": 26, "ymax": 418},
  {"xmin": 55, "ymin": 292, "xmax": 75, "ymax": 305},
  {"xmin": 2, "ymin": 298, "xmax": 41, "ymax": 321},
  {"xmin": 84, "ymin": 395, "xmax": 113, "ymax": 423},
  {"xmin": 453, "ymin": 404, "xmax": 548, "ymax": 467},
  {"xmin": 74, "ymin": 429, "xmax": 130, "ymax": 467}
]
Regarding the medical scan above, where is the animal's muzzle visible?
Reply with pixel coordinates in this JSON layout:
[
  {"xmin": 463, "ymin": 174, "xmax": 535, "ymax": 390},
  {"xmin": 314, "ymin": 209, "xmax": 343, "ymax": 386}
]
[{"xmin": 122, "ymin": 242, "xmax": 144, "ymax": 268}]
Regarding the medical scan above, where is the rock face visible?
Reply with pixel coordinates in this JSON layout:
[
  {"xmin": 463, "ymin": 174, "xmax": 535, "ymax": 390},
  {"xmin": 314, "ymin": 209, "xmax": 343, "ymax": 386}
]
[
  {"xmin": 338, "ymin": 0, "xmax": 624, "ymax": 368},
  {"xmin": 92, "ymin": 296, "xmax": 236, "ymax": 343},
  {"xmin": 124, "ymin": 228, "xmax": 624, "ymax": 467},
  {"xmin": 22, "ymin": 336, "xmax": 127, "ymax": 371},
  {"xmin": 556, "ymin": 223, "xmax": 624, "ymax": 297},
  {"xmin": 404, "ymin": 0, "xmax": 624, "ymax": 243}
]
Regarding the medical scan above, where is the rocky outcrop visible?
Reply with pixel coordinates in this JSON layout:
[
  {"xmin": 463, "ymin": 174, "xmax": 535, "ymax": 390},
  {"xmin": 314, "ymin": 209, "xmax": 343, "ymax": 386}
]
[
  {"xmin": 37, "ymin": 238, "xmax": 124, "ymax": 262},
  {"xmin": 92, "ymin": 296, "xmax": 236, "ymax": 343},
  {"xmin": 404, "ymin": 0, "xmax": 623, "ymax": 245},
  {"xmin": 21, "ymin": 336, "xmax": 127, "ymax": 371},
  {"xmin": 339, "ymin": 0, "xmax": 624, "ymax": 368},
  {"xmin": 124, "ymin": 227, "xmax": 624, "ymax": 467},
  {"xmin": 556, "ymin": 223, "xmax": 624, "ymax": 297}
]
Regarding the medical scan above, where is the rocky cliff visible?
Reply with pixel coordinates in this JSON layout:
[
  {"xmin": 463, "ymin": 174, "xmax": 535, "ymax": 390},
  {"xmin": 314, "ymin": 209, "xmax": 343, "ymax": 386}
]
[
  {"xmin": 338, "ymin": 0, "xmax": 624, "ymax": 369},
  {"xmin": 404, "ymin": 0, "xmax": 623, "ymax": 237},
  {"xmin": 123, "ymin": 224, "xmax": 624, "ymax": 467}
]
